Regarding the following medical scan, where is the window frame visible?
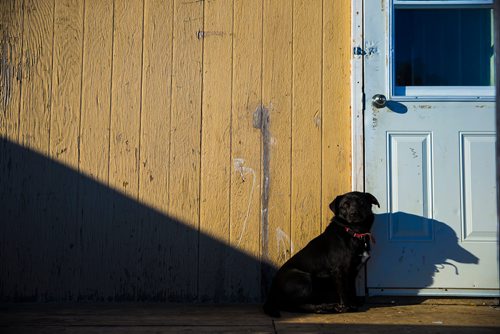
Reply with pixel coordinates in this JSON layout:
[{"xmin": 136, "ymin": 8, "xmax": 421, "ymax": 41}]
[{"xmin": 389, "ymin": 0, "xmax": 495, "ymax": 101}]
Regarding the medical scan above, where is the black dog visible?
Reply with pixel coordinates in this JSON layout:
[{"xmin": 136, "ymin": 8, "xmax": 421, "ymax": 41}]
[{"xmin": 263, "ymin": 191, "xmax": 379, "ymax": 317}]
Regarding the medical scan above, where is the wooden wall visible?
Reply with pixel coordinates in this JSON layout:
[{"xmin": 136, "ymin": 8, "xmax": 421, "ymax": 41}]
[{"xmin": 0, "ymin": 0, "xmax": 351, "ymax": 302}]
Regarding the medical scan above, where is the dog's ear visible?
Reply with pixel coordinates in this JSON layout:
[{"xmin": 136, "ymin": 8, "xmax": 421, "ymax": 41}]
[
  {"xmin": 365, "ymin": 192, "xmax": 380, "ymax": 208},
  {"xmin": 329, "ymin": 195, "xmax": 344, "ymax": 215}
]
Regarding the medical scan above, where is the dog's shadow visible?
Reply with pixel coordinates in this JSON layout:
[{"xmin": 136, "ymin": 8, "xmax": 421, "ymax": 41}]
[{"xmin": 365, "ymin": 212, "xmax": 479, "ymax": 298}]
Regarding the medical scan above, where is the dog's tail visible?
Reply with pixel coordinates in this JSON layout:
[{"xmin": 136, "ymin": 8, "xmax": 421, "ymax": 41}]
[{"xmin": 263, "ymin": 299, "xmax": 281, "ymax": 318}]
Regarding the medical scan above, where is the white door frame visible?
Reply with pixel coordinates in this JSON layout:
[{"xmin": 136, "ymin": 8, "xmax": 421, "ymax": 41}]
[{"xmin": 351, "ymin": 0, "xmax": 364, "ymax": 191}]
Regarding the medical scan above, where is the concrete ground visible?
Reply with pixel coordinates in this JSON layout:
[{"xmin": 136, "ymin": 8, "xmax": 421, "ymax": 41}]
[{"xmin": 0, "ymin": 298, "xmax": 499, "ymax": 333}]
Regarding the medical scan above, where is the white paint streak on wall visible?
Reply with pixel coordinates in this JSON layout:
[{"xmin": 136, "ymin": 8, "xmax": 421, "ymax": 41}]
[
  {"xmin": 233, "ymin": 158, "xmax": 256, "ymax": 246},
  {"xmin": 276, "ymin": 227, "xmax": 292, "ymax": 262}
]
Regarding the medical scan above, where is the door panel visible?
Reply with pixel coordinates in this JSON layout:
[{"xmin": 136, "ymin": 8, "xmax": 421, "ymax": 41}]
[
  {"xmin": 460, "ymin": 133, "xmax": 497, "ymax": 241},
  {"xmin": 364, "ymin": 0, "xmax": 499, "ymax": 296}
]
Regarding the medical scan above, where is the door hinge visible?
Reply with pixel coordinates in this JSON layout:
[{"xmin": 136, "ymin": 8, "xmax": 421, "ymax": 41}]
[
  {"xmin": 353, "ymin": 46, "xmax": 366, "ymax": 56},
  {"xmin": 353, "ymin": 45, "xmax": 378, "ymax": 56}
]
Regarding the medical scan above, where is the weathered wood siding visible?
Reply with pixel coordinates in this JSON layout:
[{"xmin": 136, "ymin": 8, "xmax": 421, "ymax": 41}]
[{"xmin": 0, "ymin": 0, "xmax": 351, "ymax": 302}]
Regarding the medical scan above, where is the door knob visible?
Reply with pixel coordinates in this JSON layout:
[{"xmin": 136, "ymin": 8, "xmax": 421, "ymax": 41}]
[{"xmin": 372, "ymin": 94, "xmax": 387, "ymax": 108}]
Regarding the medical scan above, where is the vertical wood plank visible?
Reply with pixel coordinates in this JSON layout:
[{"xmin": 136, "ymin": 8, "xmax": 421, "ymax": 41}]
[
  {"xmin": 109, "ymin": 0, "xmax": 143, "ymax": 198},
  {"xmin": 108, "ymin": 0, "xmax": 144, "ymax": 299},
  {"xmin": 0, "ymin": 0, "xmax": 24, "ymax": 300},
  {"xmin": 0, "ymin": 0, "xmax": 23, "ymax": 142},
  {"xmin": 17, "ymin": 0, "xmax": 54, "ymax": 298},
  {"xmin": 46, "ymin": 0, "xmax": 84, "ymax": 300},
  {"xmin": 291, "ymin": 0, "xmax": 323, "ymax": 252},
  {"xmin": 139, "ymin": 0, "xmax": 173, "ymax": 214},
  {"xmin": 230, "ymin": 0, "xmax": 262, "ymax": 302},
  {"xmin": 167, "ymin": 0, "xmax": 203, "ymax": 301},
  {"xmin": 50, "ymin": 0, "xmax": 83, "ymax": 168},
  {"xmin": 79, "ymin": 0, "xmax": 113, "ymax": 184},
  {"xmin": 199, "ymin": 0, "xmax": 232, "ymax": 302},
  {"xmin": 78, "ymin": 0, "xmax": 114, "ymax": 300},
  {"xmin": 19, "ymin": 0, "xmax": 53, "ymax": 153},
  {"xmin": 322, "ymin": 0, "xmax": 351, "ymax": 230},
  {"xmin": 137, "ymin": 0, "xmax": 173, "ymax": 300},
  {"xmin": 262, "ymin": 0, "xmax": 292, "ymax": 275}
]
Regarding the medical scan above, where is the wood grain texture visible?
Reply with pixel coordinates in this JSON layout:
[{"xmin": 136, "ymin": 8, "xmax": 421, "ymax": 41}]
[
  {"xmin": 108, "ymin": 0, "xmax": 144, "ymax": 299},
  {"xmin": 79, "ymin": 0, "xmax": 113, "ymax": 183},
  {"xmin": 0, "ymin": 0, "xmax": 23, "ymax": 141},
  {"xmin": 322, "ymin": 0, "xmax": 351, "ymax": 230},
  {"xmin": 15, "ymin": 0, "xmax": 54, "ymax": 298},
  {"xmin": 137, "ymin": 0, "xmax": 174, "ymax": 301},
  {"xmin": 167, "ymin": 0, "xmax": 203, "ymax": 301},
  {"xmin": 199, "ymin": 0, "xmax": 233, "ymax": 302},
  {"xmin": 45, "ymin": 0, "xmax": 84, "ymax": 300},
  {"xmin": 19, "ymin": 0, "xmax": 53, "ymax": 153},
  {"xmin": 78, "ymin": 0, "xmax": 114, "ymax": 300},
  {"xmin": 0, "ymin": 0, "xmax": 24, "ymax": 301},
  {"xmin": 230, "ymin": 0, "xmax": 263, "ymax": 302},
  {"xmin": 0, "ymin": 0, "xmax": 353, "ymax": 303},
  {"xmin": 291, "ymin": 0, "xmax": 323, "ymax": 252},
  {"xmin": 139, "ymin": 0, "xmax": 173, "ymax": 213},
  {"xmin": 168, "ymin": 0, "xmax": 203, "ymax": 224},
  {"xmin": 49, "ymin": 0, "xmax": 83, "ymax": 167},
  {"xmin": 262, "ymin": 0, "xmax": 293, "ymax": 271},
  {"xmin": 109, "ymin": 0, "xmax": 143, "ymax": 198}
]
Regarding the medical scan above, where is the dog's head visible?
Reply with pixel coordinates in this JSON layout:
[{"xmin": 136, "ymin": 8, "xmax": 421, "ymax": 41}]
[{"xmin": 329, "ymin": 192, "xmax": 380, "ymax": 229}]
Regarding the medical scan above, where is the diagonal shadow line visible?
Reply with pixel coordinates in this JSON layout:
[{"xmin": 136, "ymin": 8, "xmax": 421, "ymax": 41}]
[
  {"xmin": 0, "ymin": 138, "xmax": 276, "ymax": 303},
  {"xmin": 0, "ymin": 137, "xmax": 488, "ymax": 311}
]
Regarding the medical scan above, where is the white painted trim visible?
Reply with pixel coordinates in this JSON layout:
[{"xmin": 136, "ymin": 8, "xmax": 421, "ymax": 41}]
[
  {"xmin": 351, "ymin": 0, "xmax": 364, "ymax": 192},
  {"xmin": 394, "ymin": 86, "xmax": 495, "ymax": 98},
  {"xmin": 369, "ymin": 288, "xmax": 500, "ymax": 297},
  {"xmin": 394, "ymin": 0, "xmax": 493, "ymax": 6},
  {"xmin": 389, "ymin": 0, "xmax": 495, "ymax": 101}
]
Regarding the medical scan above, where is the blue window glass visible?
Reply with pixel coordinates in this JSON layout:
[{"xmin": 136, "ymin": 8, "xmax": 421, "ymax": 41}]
[{"xmin": 395, "ymin": 8, "xmax": 494, "ymax": 87}]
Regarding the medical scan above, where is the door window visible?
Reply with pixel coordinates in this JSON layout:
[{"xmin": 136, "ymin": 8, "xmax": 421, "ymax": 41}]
[{"xmin": 391, "ymin": 1, "xmax": 494, "ymax": 98}]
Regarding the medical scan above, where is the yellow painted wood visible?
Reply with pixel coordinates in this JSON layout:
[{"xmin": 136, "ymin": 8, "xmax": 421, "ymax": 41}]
[
  {"xmin": 0, "ymin": 0, "xmax": 24, "ymax": 299},
  {"xmin": 167, "ymin": 0, "xmax": 204, "ymax": 300},
  {"xmin": 14, "ymin": 0, "xmax": 54, "ymax": 297},
  {"xmin": 107, "ymin": 0, "xmax": 144, "ymax": 299},
  {"xmin": 139, "ymin": 0, "xmax": 173, "ymax": 213},
  {"xmin": 0, "ymin": 0, "xmax": 23, "ymax": 142},
  {"xmin": 50, "ymin": 0, "xmax": 83, "ymax": 168},
  {"xmin": 168, "ymin": 0, "xmax": 203, "ymax": 224},
  {"xmin": 322, "ymin": 0, "xmax": 352, "ymax": 230},
  {"xmin": 19, "ymin": 0, "xmax": 54, "ymax": 153},
  {"xmin": 230, "ymin": 0, "xmax": 263, "ymax": 301},
  {"xmin": 79, "ymin": 0, "xmax": 113, "ymax": 183},
  {"xmin": 291, "ymin": 0, "xmax": 323, "ymax": 252},
  {"xmin": 199, "ymin": 0, "xmax": 233, "ymax": 302},
  {"xmin": 3, "ymin": 0, "xmax": 353, "ymax": 302},
  {"xmin": 262, "ymin": 0, "xmax": 293, "ymax": 267},
  {"xmin": 109, "ymin": 0, "xmax": 143, "ymax": 197},
  {"xmin": 136, "ymin": 0, "xmax": 174, "ymax": 301},
  {"xmin": 45, "ymin": 0, "xmax": 84, "ymax": 299},
  {"xmin": 77, "ymin": 0, "xmax": 114, "ymax": 299}
]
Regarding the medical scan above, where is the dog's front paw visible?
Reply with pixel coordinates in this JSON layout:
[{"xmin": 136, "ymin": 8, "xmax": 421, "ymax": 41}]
[
  {"xmin": 334, "ymin": 303, "xmax": 359, "ymax": 313},
  {"xmin": 312, "ymin": 303, "xmax": 339, "ymax": 314}
]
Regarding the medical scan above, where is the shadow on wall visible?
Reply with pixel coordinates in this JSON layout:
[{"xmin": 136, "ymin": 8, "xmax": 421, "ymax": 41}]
[
  {"xmin": 0, "ymin": 138, "xmax": 276, "ymax": 303},
  {"xmin": 368, "ymin": 212, "xmax": 479, "ymax": 292}
]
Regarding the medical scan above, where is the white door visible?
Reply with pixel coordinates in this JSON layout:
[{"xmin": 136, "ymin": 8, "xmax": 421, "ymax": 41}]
[{"xmin": 364, "ymin": 0, "xmax": 499, "ymax": 296}]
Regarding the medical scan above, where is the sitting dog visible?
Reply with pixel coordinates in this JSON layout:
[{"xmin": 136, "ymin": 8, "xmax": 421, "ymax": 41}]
[{"xmin": 263, "ymin": 191, "xmax": 379, "ymax": 317}]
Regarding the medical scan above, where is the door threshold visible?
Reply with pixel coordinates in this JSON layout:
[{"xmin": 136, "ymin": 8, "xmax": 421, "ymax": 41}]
[{"xmin": 366, "ymin": 296, "xmax": 500, "ymax": 307}]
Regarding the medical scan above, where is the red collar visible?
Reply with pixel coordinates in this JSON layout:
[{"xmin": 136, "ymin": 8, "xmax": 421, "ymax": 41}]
[{"xmin": 344, "ymin": 227, "xmax": 376, "ymax": 244}]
